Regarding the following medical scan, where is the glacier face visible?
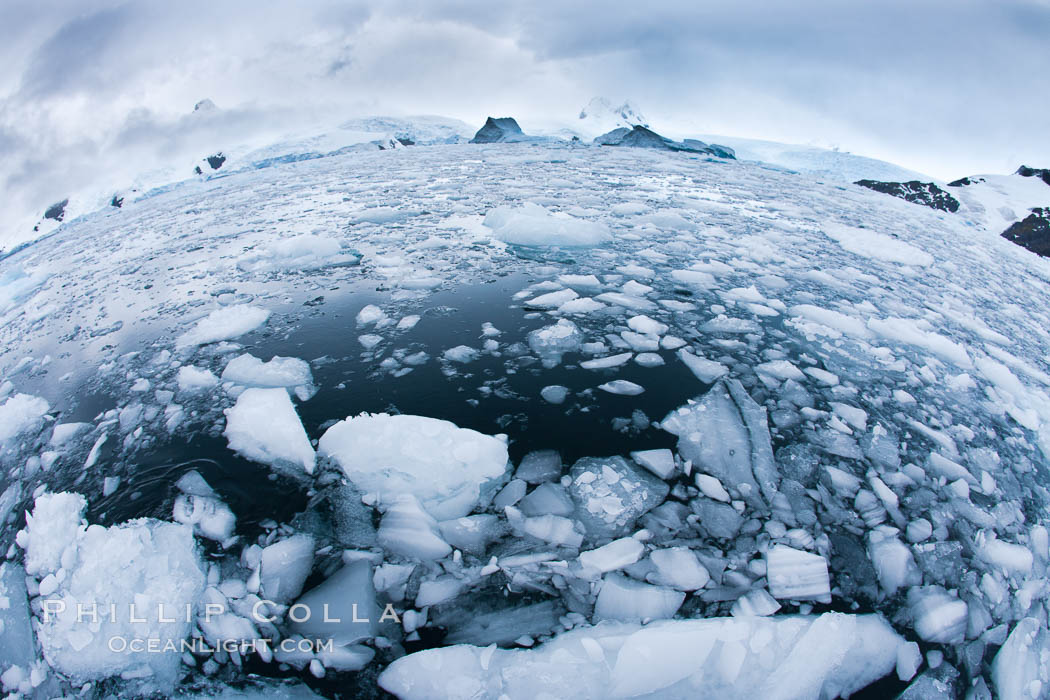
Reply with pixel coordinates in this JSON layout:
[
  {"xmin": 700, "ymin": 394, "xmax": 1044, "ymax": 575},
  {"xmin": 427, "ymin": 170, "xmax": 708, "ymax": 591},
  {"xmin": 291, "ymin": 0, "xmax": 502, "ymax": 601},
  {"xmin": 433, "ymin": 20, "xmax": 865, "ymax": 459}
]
[{"xmin": 1, "ymin": 136, "xmax": 1050, "ymax": 698}]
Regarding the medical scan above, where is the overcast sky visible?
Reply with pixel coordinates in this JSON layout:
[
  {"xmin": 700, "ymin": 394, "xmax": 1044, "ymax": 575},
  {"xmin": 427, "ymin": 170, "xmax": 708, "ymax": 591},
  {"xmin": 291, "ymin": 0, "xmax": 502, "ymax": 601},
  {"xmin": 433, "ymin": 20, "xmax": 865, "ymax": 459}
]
[{"xmin": 1, "ymin": 0, "xmax": 1048, "ymax": 242}]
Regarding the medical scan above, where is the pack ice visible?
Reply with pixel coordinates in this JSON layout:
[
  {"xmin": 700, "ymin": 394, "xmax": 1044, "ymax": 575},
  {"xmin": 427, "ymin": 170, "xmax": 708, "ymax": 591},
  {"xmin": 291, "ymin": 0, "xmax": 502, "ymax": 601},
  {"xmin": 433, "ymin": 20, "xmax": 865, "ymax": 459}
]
[{"xmin": 4, "ymin": 123, "xmax": 1050, "ymax": 699}]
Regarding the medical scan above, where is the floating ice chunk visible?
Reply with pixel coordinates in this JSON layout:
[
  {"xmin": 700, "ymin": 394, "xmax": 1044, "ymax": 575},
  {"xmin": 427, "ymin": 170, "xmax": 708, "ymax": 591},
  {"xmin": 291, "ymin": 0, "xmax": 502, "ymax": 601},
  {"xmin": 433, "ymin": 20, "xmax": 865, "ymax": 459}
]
[
  {"xmin": 177, "ymin": 365, "xmax": 219, "ymax": 391},
  {"xmin": 238, "ymin": 233, "xmax": 355, "ymax": 272},
  {"xmin": 701, "ymin": 315, "xmax": 760, "ymax": 334},
  {"xmin": 618, "ymin": 264, "xmax": 655, "ymax": 280},
  {"xmin": 622, "ymin": 279, "xmax": 653, "ymax": 296},
  {"xmin": 620, "ymin": 330, "xmax": 660, "ymax": 352},
  {"xmin": 766, "ymin": 545, "xmax": 831, "ymax": 603},
  {"xmin": 992, "ymin": 617, "xmax": 1050, "ymax": 700},
  {"xmin": 678, "ymin": 349, "xmax": 728, "ymax": 383},
  {"xmin": 524, "ymin": 289, "xmax": 578, "ymax": 309},
  {"xmin": 519, "ymin": 482, "xmax": 574, "ymax": 517},
  {"xmin": 976, "ymin": 532, "xmax": 1034, "ymax": 576},
  {"xmin": 20, "ymin": 492, "xmax": 205, "ymax": 691},
  {"xmin": 558, "ymin": 273, "xmax": 603, "ymax": 290},
  {"xmin": 0, "ymin": 393, "xmax": 49, "ymax": 443},
  {"xmin": 756, "ymin": 360, "xmax": 806, "ymax": 382},
  {"xmin": 221, "ymin": 354, "xmax": 313, "ymax": 393},
  {"xmin": 378, "ymin": 613, "xmax": 908, "ymax": 700},
  {"xmin": 634, "ymin": 352, "xmax": 664, "ymax": 367},
  {"xmin": 290, "ymin": 559, "xmax": 378, "ymax": 646},
  {"xmin": 867, "ymin": 317, "xmax": 973, "ymax": 369},
  {"xmin": 630, "ymin": 449, "xmax": 676, "ymax": 479},
  {"xmin": 830, "ymin": 402, "xmax": 867, "ymax": 432},
  {"xmin": 568, "ymin": 456, "xmax": 669, "ymax": 539},
  {"xmin": 661, "ymin": 379, "xmax": 779, "ymax": 508},
  {"xmin": 358, "ymin": 334, "xmax": 383, "ymax": 349},
  {"xmin": 19, "ymin": 491, "xmax": 85, "ymax": 576},
  {"xmin": 581, "ymin": 352, "xmax": 633, "ymax": 370},
  {"xmin": 595, "ymin": 292, "xmax": 657, "ymax": 312},
  {"xmin": 318, "ymin": 413, "xmax": 509, "ymax": 520},
  {"xmin": 224, "ymin": 387, "xmax": 316, "ymax": 475},
  {"xmin": 905, "ymin": 519, "xmax": 933, "ymax": 543},
  {"xmin": 516, "ymin": 449, "xmax": 562, "ymax": 483},
  {"xmin": 670, "ymin": 269, "xmax": 717, "ymax": 289},
  {"xmin": 520, "ymin": 513, "xmax": 584, "ymax": 548},
  {"xmin": 417, "ymin": 575, "xmax": 466, "ymax": 607},
  {"xmin": 175, "ymin": 469, "xmax": 217, "ymax": 498},
  {"xmin": 649, "ymin": 547, "xmax": 710, "ymax": 591},
  {"xmin": 351, "ymin": 207, "xmax": 419, "ymax": 224},
  {"xmin": 484, "ymin": 203, "xmax": 611, "ymax": 247},
  {"xmin": 894, "ymin": 642, "xmax": 919, "ymax": 680},
  {"xmin": 540, "ymin": 385, "xmax": 570, "ymax": 404},
  {"xmin": 260, "ymin": 534, "xmax": 315, "ymax": 604},
  {"xmin": 558, "ymin": 297, "xmax": 606, "ymax": 314},
  {"xmin": 926, "ymin": 452, "xmax": 977, "ymax": 485},
  {"xmin": 695, "ymin": 473, "xmax": 731, "ymax": 502},
  {"xmin": 627, "ymin": 315, "xmax": 668, "ymax": 336},
  {"xmin": 443, "ymin": 345, "xmax": 479, "ymax": 363},
  {"xmin": 804, "ymin": 367, "xmax": 840, "ymax": 386},
  {"xmin": 598, "ymin": 379, "xmax": 645, "ymax": 396},
  {"xmin": 49, "ymin": 421, "xmax": 88, "ymax": 446},
  {"xmin": 867, "ymin": 528, "xmax": 922, "ymax": 596},
  {"xmin": 379, "ymin": 494, "xmax": 453, "ymax": 560},
  {"xmin": 908, "ymin": 586, "xmax": 968, "ymax": 644},
  {"xmin": 173, "ymin": 493, "xmax": 236, "ymax": 543},
  {"xmin": 356, "ymin": 304, "xmax": 386, "ymax": 326},
  {"xmin": 731, "ymin": 589, "xmax": 781, "ymax": 617},
  {"xmin": 397, "ymin": 314, "xmax": 421, "ymax": 330},
  {"xmin": 579, "ymin": 538, "xmax": 645, "ymax": 574},
  {"xmin": 822, "ymin": 222, "xmax": 934, "ymax": 266},
  {"xmin": 789, "ymin": 304, "xmax": 871, "ymax": 339},
  {"xmin": 595, "ymin": 573, "xmax": 684, "ymax": 622},
  {"xmin": 528, "ymin": 318, "xmax": 583, "ymax": 367},
  {"xmin": 176, "ymin": 304, "xmax": 270, "ymax": 348},
  {"xmin": 438, "ymin": 514, "xmax": 506, "ymax": 556},
  {"xmin": 492, "ymin": 479, "xmax": 527, "ymax": 508},
  {"xmin": 0, "ymin": 562, "xmax": 34, "ymax": 672}
]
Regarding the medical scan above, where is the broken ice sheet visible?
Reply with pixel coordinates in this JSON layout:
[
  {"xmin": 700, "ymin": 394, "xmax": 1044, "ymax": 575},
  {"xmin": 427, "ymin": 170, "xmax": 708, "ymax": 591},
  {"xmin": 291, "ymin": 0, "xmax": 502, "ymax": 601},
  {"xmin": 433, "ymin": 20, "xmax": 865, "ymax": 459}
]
[
  {"xmin": 379, "ymin": 613, "xmax": 909, "ymax": 699},
  {"xmin": 661, "ymin": 378, "xmax": 779, "ymax": 508}
]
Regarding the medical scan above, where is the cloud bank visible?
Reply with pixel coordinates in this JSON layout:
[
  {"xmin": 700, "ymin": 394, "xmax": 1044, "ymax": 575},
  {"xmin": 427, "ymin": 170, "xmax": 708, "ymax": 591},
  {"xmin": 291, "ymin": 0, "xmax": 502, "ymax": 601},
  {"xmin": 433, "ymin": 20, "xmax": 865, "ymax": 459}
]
[{"xmin": 1, "ymin": 0, "xmax": 1048, "ymax": 245}]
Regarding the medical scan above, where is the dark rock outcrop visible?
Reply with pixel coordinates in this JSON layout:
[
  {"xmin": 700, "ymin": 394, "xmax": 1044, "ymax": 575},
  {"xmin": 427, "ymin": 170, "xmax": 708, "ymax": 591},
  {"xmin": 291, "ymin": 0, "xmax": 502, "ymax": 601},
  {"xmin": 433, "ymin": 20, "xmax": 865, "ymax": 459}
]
[
  {"xmin": 947, "ymin": 176, "xmax": 983, "ymax": 187},
  {"xmin": 595, "ymin": 126, "xmax": 735, "ymax": 159},
  {"xmin": 44, "ymin": 199, "xmax": 69, "ymax": 222},
  {"xmin": 205, "ymin": 153, "xmax": 226, "ymax": 170},
  {"xmin": 1001, "ymin": 208, "xmax": 1050, "ymax": 257},
  {"xmin": 683, "ymin": 139, "xmax": 736, "ymax": 159},
  {"xmin": 110, "ymin": 195, "xmax": 124, "ymax": 208},
  {"xmin": 470, "ymin": 117, "xmax": 525, "ymax": 144},
  {"xmin": 854, "ymin": 180, "xmax": 960, "ymax": 213},
  {"xmin": 1016, "ymin": 165, "xmax": 1050, "ymax": 186}
]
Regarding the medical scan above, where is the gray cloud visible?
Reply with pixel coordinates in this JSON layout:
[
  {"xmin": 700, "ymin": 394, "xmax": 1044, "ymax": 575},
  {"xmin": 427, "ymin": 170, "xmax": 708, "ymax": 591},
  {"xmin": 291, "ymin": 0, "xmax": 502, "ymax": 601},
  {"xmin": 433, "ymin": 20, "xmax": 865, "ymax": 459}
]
[{"xmin": 1, "ymin": 0, "xmax": 1048, "ymax": 244}]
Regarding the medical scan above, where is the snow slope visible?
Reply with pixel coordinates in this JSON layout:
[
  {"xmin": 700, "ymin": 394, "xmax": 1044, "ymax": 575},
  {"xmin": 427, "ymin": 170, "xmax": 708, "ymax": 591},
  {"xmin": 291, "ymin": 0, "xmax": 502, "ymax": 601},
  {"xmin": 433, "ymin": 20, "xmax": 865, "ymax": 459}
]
[
  {"xmin": 948, "ymin": 169, "xmax": 1050, "ymax": 233},
  {"xmin": 695, "ymin": 133, "xmax": 933, "ymax": 183}
]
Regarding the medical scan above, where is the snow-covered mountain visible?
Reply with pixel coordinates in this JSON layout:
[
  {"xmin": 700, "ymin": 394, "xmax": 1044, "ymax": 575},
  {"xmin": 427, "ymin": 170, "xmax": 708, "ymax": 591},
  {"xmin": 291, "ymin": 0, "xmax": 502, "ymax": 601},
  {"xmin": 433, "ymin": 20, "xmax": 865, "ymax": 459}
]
[
  {"xmin": 3, "ymin": 128, "xmax": 1050, "ymax": 698},
  {"xmin": 575, "ymin": 97, "xmax": 648, "ymax": 137},
  {"xmin": 947, "ymin": 166, "xmax": 1050, "ymax": 233}
]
